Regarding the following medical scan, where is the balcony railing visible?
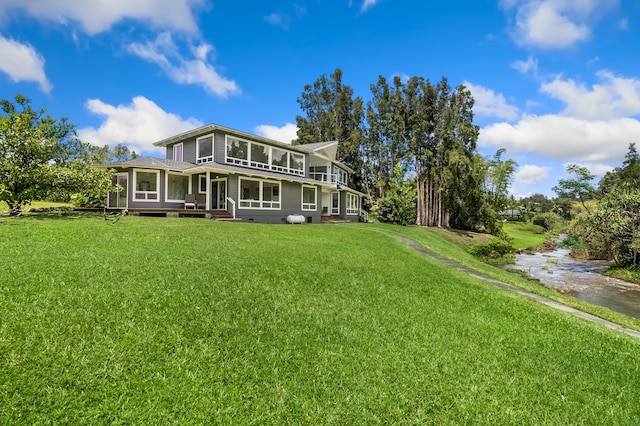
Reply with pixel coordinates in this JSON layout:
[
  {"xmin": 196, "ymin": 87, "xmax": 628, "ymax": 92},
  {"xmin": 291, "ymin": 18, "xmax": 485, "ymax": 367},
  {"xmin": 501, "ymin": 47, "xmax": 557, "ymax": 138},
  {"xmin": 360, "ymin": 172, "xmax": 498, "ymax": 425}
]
[{"xmin": 310, "ymin": 172, "xmax": 348, "ymax": 185}]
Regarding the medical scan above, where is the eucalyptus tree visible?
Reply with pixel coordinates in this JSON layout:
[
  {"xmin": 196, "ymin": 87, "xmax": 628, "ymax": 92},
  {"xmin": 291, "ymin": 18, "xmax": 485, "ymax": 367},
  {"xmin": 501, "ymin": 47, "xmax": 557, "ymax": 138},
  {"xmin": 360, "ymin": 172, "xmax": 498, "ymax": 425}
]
[{"xmin": 294, "ymin": 68, "xmax": 365, "ymax": 180}]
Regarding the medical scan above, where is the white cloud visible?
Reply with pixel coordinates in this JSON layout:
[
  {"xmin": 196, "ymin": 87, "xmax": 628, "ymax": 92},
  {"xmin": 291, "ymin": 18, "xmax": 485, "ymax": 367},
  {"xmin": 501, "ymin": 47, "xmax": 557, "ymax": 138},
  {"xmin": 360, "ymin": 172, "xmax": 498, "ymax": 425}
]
[
  {"xmin": 463, "ymin": 81, "xmax": 520, "ymax": 121},
  {"xmin": 541, "ymin": 70, "xmax": 640, "ymax": 120},
  {"xmin": 361, "ymin": 0, "xmax": 378, "ymax": 12},
  {"xmin": 127, "ymin": 32, "xmax": 240, "ymax": 98},
  {"xmin": 0, "ymin": 0, "xmax": 207, "ymax": 35},
  {"xmin": 511, "ymin": 56, "xmax": 538, "ymax": 76},
  {"xmin": 515, "ymin": 164, "xmax": 552, "ymax": 185},
  {"xmin": 561, "ymin": 162, "xmax": 613, "ymax": 177},
  {"xmin": 254, "ymin": 123, "xmax": 298, "ymax": 144},
  {"xmin": 0, "ymin": 35, "xmax": 52, "ymax": 93},
  {"xmin": 479, "ymin": 114, "xmax": 640, "ymax": 163},
  {"xmin": 503, "ymin": 0, "xmax": 617, "ymax": 49},
  {"xmin": 264, "ymin": 13, "xmax": 291, "ymax": 29},
  {"xmin": 78, "ymin": 96, "xmax": 203, "ymax": 154}
]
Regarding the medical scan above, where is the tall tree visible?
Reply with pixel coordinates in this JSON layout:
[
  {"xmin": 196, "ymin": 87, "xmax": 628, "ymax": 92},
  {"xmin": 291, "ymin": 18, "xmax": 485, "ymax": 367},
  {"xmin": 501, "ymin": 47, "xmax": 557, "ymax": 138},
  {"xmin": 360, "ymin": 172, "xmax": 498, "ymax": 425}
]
[
  {"xmin": 0, "ymin": 94, "xmax": 112, "ymax": 214},
  {"xmin": 553, "ymin": 164, "xmax": 597, "ymax": 213},
  {"xmin": 294, "ymin": 68, "xmax": 364, "ymax": 179}
]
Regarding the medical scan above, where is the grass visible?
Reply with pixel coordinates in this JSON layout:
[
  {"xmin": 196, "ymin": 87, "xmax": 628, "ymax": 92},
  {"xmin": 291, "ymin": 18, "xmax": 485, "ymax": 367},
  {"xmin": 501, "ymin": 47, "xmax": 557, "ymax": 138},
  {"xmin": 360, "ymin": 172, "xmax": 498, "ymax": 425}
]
[
  {"xmin": 1, "ymin": 214, "xmax": 640, "ymax": 424},
  {"xmin": 502, "ymin": 221, "xmax": 549, "ymax": 250}
]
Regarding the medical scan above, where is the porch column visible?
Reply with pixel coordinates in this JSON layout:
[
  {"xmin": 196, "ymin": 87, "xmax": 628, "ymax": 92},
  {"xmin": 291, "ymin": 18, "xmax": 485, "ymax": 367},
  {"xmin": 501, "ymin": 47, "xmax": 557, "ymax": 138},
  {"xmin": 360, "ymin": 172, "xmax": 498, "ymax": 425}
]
[{"xmin": 206, "ymin": 171, "xmax": 211, "ymax": 210}]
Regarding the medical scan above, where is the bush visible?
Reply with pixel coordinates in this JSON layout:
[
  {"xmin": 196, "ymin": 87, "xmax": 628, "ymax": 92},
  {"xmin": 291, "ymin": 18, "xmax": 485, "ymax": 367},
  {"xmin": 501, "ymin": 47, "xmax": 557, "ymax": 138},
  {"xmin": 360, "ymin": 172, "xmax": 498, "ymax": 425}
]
[
  {"xmin": 468, "ymin": 237, "xmax": 514, "ymax": 263},
  {"xmin": 532, "ymin": 212, "xmax": 561, "ymax": 231}
]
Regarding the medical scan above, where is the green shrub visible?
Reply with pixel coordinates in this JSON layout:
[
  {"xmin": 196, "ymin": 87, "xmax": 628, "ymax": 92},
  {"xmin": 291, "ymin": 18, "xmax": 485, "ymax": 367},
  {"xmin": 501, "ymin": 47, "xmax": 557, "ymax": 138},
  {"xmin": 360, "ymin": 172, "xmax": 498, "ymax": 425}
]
[
  {"xmin": 532, "ymin": 212, "xmax": 561, "ymax": 231},
  {"xmin": 468, "ymin": 237, "xmax": 514, "ymax": 263}
]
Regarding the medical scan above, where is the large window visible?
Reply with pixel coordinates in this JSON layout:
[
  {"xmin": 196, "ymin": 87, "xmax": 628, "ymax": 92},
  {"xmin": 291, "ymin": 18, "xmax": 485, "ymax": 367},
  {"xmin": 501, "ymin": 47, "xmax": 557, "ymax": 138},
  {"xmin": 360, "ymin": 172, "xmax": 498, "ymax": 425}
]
[
  {"xmin": 226, "ymin": 137, "xmax": 249, "ymax": 166},
  {"xmin": 239, "ymin": 178, "xmax": 280, "ymax": 209},
  {"xmin": 301, "ymin": 185, "xmax": 317, "ymax": 211},
  {"xmin": 197, "ymin": 136, "xmax": 214, "ymax": 164},
  {"xmin": 134, "ymin": 169, "xmax": 159, "ymax": 201},
  {"xmin": 334, "ymin": 166, "xmax": 348, "ymax": 186},
  {"xmin": 225, "ymin": 136, "xmax": 305, "ymax": 176},
  {"xmin": 346, "ymin": 193, "xmax": 359, "ymax": 215},
  {"xmin": 250, "ymin": 143, "xmax": 269, "ymax": 168},
  {"xmin": 166, "ymin": 173, "xmax": 190, "ymax": 202}
]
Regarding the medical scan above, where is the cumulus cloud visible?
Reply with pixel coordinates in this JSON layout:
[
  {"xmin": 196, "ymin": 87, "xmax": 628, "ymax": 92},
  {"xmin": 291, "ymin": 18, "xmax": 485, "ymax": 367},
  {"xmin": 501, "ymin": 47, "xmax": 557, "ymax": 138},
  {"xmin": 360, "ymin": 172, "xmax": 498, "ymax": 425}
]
[
  {"xmin": 264, "ymin": 13, "xmax": 291, "ymax": 29},
  {"xmin": 502, "ymin": 0, "xmax": 617, "ymax": 49},
  {"xmin": 0, "ymin": 35, "xmax": 52, "ymax": 92},
  {"xmin": 78, "ymin": 96, "xmax": 203, "ymax": 154},
  {"xmin": 254, "ymin": 123, "xmax": 298, "ymax": 144},
  {"xmin": 541, "ymin": 70, "xmax": 640, "ymax": 120},
  {"xmin": 514, "ymin": 164, "xmax": 552, "ymax": 185},
  {"xmin": 511, "ymin": 56, "xmax": 538, "ymax": 76},
  {"xmin": 463, "ymin": 81, "xmax": 520, "ymax": 121},
  {"xmin": 0, "ymin": 0, "xmax": 207, "ymax": 35},
  {"xmin": 127, "ymin": 32, "xmax": 240, "ymax": 98},
  {"xmin": 479, "ymin": 114, "xmax": 640, "ymax": 163}
]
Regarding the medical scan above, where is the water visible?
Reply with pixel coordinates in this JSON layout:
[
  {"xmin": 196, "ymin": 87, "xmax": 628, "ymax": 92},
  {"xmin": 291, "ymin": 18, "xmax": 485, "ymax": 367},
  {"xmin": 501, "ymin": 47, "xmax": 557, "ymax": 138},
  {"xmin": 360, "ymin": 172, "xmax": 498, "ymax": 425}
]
[{"xmin": 509, "ymin": 245, "xmax": 640, "ymax": 320}]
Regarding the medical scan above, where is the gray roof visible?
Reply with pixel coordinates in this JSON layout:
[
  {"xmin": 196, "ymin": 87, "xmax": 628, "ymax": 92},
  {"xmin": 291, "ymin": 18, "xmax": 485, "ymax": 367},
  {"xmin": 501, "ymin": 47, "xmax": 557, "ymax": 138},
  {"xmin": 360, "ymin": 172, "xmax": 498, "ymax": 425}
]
[
  {"xmin": 300, "ymin": 141, "xmax": 339, "ymax": 151},
  {"xmin": 96, "ymin": 157, "xmax": 197, "ymax": 172}
]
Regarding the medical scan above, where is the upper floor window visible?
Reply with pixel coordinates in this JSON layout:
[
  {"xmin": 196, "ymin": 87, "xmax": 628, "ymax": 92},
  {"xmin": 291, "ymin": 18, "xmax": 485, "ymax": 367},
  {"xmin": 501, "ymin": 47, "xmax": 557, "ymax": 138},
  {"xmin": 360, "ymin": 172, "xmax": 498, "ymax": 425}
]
[
  {"xmin": 334, "ymin": 166, "xmax": 348, "ymax": 186},
  {"xmin": 173, "ymin": 143, "xmax": 183, "ymax": 162},
  {"xmin": 225, "ymin": 136, "xmax": 305, "ymax": 177},
  {"xmin": 197, "ymin": 136, "xmax": 214, "ymax": 164}
]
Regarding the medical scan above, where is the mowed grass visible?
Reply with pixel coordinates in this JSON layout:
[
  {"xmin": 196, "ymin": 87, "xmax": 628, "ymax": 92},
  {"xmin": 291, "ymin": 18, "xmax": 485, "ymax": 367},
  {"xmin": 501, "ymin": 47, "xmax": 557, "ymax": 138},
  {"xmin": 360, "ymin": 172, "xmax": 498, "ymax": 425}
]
[
  {"xmin": 1, "ymin": 215, "xmax": 640, "ymax": 424},
  {"xmin": 502, "ymin": 222, "xmax": 549, "ymax": 250}
]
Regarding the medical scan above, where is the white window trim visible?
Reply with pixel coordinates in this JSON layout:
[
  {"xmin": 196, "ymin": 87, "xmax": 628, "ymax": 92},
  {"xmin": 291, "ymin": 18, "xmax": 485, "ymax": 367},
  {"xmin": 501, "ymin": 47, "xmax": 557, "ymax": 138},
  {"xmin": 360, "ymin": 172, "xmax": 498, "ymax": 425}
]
[
  {"xmin": 173, "ymin": 143, "xmax": 183, "ymax": 162},
  {"xmin": 165, "ymin": 172, "xmax": 192, "ymax": 203},
  {"xmin": 301, "ymin": 185, "xmax": 317, "ymax": 211},
  {"xmin": 331, "ymin": 191, "xmax": 340, "ymax": 215},
  {"xmin": 346, "ymin": 193, "xmax": 359, "ymax": 215},
  {"xmin": 238, "ymin": 177, "xmax": 281, "ymax": 210},
  {"xmin": 199, "ymin": 175, "xmax": 207, "ymax": 194},
  {"xmin": 225, "ymin": 134, "xmax": 305, "ymax": 177},
  {"xmin": 196, "ymin": 134, "xmax": 215, "ymax": 164},
  {"xmin": 133, "ymin": 168, "xmax": 160, "ymax": 202}
]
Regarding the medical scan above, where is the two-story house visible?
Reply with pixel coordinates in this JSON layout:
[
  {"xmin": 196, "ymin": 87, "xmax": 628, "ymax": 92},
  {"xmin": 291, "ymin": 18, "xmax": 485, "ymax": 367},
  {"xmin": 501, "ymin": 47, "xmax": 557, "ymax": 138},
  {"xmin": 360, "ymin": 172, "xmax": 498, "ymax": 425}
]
[{"xmin": 100, "ymin": 123, "xmax": 363, "ymax": 223}]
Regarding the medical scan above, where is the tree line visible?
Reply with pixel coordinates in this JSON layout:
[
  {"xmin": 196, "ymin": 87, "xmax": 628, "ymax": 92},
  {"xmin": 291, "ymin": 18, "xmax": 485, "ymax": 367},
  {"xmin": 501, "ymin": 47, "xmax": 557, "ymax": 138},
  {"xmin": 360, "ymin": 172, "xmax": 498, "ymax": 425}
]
[{"xmin": 294, "ymin": 68, "xmax": 515, "ymax": 233}]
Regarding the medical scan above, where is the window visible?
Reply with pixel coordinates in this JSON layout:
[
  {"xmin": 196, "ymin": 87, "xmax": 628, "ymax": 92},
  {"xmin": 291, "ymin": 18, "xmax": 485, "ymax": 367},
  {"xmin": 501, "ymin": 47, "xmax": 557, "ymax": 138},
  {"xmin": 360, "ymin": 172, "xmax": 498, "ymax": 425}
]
[
  {"xmin": 346, "ymin": 193, "xmax": 359, "ymax": 215},
  {"xmin": 199, "ymin": 175, "xmax": 207, "ymax": 193},
  {"xmin": 291, "ymin": 153, "xmax": 304, "ymax": 174},
  {"xmin": 107, "ymin": 173, "xmax": 128, "ymax": 208},
  {"xmin": 173, "ymin": 143, "xmax": 183, "ymax": 162},
  {"xmin": 226, "ymin": 137, "xmax": 248, "ymax": 165},
  {"xmin": 302, "ymin": 186, "xmax": 317, "ymax": 211},
  {"xmin": 197, "ymin": 136, "xmax": 213, "ymax": 163},
  {"xmin": 334, "ymin": 166, "xmax": 348, "ymax": 186},
  {"xmin": 224, "ymin": 135, "xmax": 305, "ymax": 176},
  {"xmin": 239, "ymin": 178, "xmax": 280, "ymax": 209},
  {"xmin": 250, "ymin": 143, "xmax": 269, "ymax": 168},
  {"xmin": 166, "ymin": 173, "xmax": 190, "ymax": 202},
  {"xmin": 134, "ymin": 169, "xmax": 159, "ymax": 201},
  {"xmin": 271, "ymin": 148, "xmax": 288, "ymax": 170}
]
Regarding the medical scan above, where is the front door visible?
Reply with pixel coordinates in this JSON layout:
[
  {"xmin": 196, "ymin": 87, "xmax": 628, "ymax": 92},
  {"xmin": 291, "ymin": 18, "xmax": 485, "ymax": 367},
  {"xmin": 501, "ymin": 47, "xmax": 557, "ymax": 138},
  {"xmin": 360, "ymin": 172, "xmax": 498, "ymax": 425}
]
[
  {"xmin": 210, "ymin": 178, "xmax": 227, "ymax": 210},
  {"xmin": 331, "ymin": 191, "xmax": 340, "ymax": 215},
  {"xmin": 107, "ymin": 173, "xmax": 128, "ymax": 208}
]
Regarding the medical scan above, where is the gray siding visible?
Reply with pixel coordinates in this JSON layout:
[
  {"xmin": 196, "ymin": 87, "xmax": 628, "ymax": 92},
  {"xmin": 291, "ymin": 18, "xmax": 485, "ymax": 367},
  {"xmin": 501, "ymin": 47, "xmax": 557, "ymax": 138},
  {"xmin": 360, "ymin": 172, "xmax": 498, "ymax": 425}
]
[{"xmin": 214, "ymin": 131, "xmax": 226, "ymax": 163}]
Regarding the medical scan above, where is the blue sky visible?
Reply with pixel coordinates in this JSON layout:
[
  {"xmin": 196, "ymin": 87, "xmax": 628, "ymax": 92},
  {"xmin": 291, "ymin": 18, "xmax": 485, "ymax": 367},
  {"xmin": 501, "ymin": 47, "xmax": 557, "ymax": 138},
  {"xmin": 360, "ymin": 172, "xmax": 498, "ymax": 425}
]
[{"xmin": 1, "ymin": 0, "xmax": 639, "ymax": 198}]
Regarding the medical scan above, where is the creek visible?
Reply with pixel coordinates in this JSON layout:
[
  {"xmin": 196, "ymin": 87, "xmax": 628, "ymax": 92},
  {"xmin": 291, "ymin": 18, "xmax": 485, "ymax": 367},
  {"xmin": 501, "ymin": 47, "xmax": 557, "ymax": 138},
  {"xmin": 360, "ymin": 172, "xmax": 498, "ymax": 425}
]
[{"xmin": 508, "ymin": 241, "xmax": 640, "ymax": 320}]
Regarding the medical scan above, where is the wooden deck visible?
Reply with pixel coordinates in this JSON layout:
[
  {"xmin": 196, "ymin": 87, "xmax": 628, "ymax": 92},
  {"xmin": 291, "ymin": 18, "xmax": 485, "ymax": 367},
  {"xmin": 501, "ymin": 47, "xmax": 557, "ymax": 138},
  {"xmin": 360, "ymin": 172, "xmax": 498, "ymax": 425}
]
[{"xmin": 111, "ymin": 208, "xmax": 235, "ymax": 220}]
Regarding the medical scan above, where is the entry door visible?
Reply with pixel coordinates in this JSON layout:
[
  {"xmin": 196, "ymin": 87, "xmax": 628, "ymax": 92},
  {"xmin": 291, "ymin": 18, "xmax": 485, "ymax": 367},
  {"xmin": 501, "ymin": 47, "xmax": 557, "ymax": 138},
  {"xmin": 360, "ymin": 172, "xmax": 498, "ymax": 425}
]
[
  {"xmin": 107, "ymin": 174, "xmax": 128, "ymax": 208},
  {"xmin": 211, "ymin": 178, "xmax": 227, "ymax": 210},
  {"xmin": 331, "ymin": 191, "xmax": 340, "ymax": 215}
]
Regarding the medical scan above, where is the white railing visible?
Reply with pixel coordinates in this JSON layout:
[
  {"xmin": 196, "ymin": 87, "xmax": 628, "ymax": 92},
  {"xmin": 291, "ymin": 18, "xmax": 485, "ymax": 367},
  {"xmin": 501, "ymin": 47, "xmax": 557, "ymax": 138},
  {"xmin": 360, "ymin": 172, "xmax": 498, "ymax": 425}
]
[
  {"xmin": 226, "ymin": 197, "xmax": 236, "ymax": 219},
  {"xmin": 310, "ymin": 172, "xmax": 338, "ymax": 184}
]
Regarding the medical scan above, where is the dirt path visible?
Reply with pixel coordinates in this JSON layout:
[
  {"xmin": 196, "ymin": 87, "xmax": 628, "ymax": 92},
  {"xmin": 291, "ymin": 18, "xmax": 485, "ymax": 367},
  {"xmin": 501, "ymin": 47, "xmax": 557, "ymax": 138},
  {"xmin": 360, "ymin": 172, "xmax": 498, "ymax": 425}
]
[{"xmin": 384, "ymin": 231, "xmax": 640, "ymax": 341}]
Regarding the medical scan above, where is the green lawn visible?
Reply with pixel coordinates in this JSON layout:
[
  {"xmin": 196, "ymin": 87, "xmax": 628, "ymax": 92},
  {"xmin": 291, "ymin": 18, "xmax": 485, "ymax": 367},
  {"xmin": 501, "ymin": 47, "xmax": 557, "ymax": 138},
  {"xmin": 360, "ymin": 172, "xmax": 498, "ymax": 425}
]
[
  {"xmin": 1, "ymin": 214, "xmax": 640, "ymax": 424},
  {"xmin": 502, "ymin": 222, "xmax": 549, "ymax": 250}
]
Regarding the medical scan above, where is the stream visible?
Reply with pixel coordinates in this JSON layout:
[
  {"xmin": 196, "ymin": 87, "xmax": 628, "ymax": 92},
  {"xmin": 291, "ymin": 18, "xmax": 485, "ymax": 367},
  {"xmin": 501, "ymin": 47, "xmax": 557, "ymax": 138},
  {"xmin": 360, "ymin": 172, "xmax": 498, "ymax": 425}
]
[{"xmin": 509, "ymin": 243, "xmax": 640, "ymax": 320}]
